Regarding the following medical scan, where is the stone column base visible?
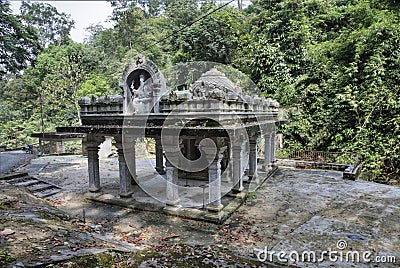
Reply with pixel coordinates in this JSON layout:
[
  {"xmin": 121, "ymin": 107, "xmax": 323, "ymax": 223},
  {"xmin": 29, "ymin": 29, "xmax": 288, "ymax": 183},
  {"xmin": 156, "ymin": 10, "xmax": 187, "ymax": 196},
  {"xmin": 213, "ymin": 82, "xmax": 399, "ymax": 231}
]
[
  {"xmin": 262, "ymin": 164, "xmax": 273, "ymax": 172},
  {"xmin": 242, "ymin": 175, "xmax": 250, "ymax": 183},
  {"xmin": 249, "ymin": 174, "xmax": 260, "ymax": 185},
  {"xmin": 206, "ymin": 203, "xmax": 224, "ymax": 221},
  {"xmin": 156, "ymin": 167, "xmax": 166, "ymax": 175},
  {"xmin": 165, "ymin": 198, "xmax": 180, "ymax": 207},
  {"xmin": 119, "ymin": 191, "xmax": 134, "ymax": 198},
  {"xmin": 207, "ymin": 204, "xmax": 223, "ymax": 212},
  {"xmin": 205, "ymin": 209, "xmax": 224, "ymax": 222},
  {"xmin": 89, "ymin": 186, "xmax": 101, "ymax": 193},
  {"xmin": 164, "ymin": 201, "xmax": 182, "ymax": 212},
  {"xmin": 231, "ymin": 184, "xmax": 244, "ymax": 194},
  {"xmin": 227, "ymin": 191, "xmax": 245, "ymax": 199}
]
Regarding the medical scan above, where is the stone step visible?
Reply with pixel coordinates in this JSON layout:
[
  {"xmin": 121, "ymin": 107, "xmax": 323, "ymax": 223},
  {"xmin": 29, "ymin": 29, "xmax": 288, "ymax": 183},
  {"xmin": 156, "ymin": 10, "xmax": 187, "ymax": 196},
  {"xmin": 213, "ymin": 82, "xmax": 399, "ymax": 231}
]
[
  {"xmin": 34, "ymin": 188, "xmax": 61, "ymax": 198},
  {"xmin": 28, "ymin": 183, "xmax": 53, "ymax": 191},
  {"xmin": 0, "ymin": 172, "xmax": 29, "ymax": 180},
  {"xmin": 7, "ymin": 176, "xmax": 33, "ymax": 184},
  {"xmin": 15, "ymin": 179, "xmax": 40, "ymax": 187}
]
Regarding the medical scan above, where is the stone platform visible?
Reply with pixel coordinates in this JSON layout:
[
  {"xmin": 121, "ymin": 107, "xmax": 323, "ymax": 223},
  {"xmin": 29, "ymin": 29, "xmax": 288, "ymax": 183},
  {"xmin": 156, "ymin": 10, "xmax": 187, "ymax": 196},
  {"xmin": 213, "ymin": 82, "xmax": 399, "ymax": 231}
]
[
  {"xmin": 84, "ymin": 166, "xmax": 278, "ymax": 224},
  {"xmin": 14, "ymin": 155, "xmax": 400, "ymax": 267},
  {"xmin": 20, "ymin": 154, "xmax": 276, "ymax": 223}
]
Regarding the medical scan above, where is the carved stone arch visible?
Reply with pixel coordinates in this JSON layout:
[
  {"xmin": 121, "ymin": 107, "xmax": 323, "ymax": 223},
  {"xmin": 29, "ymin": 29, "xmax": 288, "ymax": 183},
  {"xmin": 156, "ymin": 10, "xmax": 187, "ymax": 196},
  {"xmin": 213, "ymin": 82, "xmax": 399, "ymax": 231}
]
[{"xmin": 122, "ymin": 54, "xmax": 159, "ymax": 92}]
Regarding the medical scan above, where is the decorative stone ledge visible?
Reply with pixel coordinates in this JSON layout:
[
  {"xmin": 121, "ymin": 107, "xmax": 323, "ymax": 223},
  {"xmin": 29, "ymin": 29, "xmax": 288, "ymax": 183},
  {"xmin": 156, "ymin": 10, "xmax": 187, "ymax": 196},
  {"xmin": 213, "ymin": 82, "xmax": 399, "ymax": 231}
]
[
  {"xmin": 343, "ymin": 164, "xmax": 362, "ymax": 180},
  {"xmin": 276, "ymin": 159, "xmax": 362, "ymax": 180},
  {"xmin": 79, "ymin": 95, "xmax": 124, "ymax": 116}
]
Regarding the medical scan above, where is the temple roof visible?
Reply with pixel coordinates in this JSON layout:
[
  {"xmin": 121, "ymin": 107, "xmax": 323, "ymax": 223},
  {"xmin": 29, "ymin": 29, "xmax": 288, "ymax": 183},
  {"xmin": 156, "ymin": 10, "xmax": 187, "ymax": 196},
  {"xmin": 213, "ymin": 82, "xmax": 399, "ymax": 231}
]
[{"xmin": 191, "ymin": 68, "xmax": 236, "ymax": 93}]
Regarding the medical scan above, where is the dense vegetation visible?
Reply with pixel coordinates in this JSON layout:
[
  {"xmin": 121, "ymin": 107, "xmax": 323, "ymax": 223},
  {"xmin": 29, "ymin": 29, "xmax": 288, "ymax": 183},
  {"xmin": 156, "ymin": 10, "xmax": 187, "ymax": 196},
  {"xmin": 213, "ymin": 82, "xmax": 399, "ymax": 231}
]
[{"xmin": 0, "ymin": 0, "xmax": 399, "ymax": 184}]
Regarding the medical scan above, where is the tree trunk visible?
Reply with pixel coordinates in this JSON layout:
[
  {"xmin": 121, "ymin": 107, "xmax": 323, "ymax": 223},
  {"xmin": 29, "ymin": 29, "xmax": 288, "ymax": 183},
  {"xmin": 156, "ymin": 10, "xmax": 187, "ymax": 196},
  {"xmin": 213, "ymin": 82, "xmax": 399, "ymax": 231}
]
[{"xmin": 238, "ymin": 0, "xmax": 242, "ymax": 11}]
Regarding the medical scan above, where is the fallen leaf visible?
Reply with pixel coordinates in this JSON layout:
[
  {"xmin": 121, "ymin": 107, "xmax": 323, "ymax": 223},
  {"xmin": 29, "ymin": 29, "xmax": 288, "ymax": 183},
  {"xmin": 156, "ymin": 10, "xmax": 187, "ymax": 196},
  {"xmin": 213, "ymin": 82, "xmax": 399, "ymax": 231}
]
[
  {"xmin": 160, "ymin": 234, "xmax": 180, "ymax": 241},
  {"xmin": 1, "ymin": 229, "xmax": 15, "ymax": 236}
]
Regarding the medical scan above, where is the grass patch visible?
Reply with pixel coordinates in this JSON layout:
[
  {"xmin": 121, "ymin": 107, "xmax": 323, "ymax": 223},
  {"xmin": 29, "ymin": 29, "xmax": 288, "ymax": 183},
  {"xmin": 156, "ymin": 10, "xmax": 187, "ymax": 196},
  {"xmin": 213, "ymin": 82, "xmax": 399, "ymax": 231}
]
[{"xmin": 0, "ymin": 249, "xmax": 15, "ymax": 266}]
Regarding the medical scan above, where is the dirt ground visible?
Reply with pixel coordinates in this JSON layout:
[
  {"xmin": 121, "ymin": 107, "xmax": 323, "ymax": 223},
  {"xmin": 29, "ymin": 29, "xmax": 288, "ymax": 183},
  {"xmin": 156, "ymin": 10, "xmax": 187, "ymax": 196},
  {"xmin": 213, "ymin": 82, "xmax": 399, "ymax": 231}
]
[{"xmin": 0, "ymin": 154, "xmax": 399, "ymax": 267}]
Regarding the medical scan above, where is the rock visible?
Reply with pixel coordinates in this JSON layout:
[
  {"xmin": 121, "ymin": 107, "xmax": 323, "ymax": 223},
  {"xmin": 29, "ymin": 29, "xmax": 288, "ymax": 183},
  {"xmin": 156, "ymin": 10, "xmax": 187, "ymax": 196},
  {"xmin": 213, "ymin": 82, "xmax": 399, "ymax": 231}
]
[{"xmin": 1, "ymin": 228, "xmax": 15, "ymax": 236}]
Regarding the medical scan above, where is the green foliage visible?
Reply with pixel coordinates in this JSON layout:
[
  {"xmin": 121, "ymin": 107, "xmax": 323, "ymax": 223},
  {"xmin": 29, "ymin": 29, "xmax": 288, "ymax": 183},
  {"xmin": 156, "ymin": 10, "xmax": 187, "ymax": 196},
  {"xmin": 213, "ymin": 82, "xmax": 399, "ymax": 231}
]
[
  {"xmin": 1, "ymin": 43, "xmax": 99, "ymax": 147},
  {"xmin": 0, "ymin": 99, "xmax": 22, "ymax": 123},
  {"xmin": 84, "ymin": 2, "xmax": 172, "ymax": 88},
  {"xmin": 19, "ymin": 1, "xmax": 74, "ymax": 47},
  {"xmin": 247, "ymin": 0, "xmax": 400, "ymax": 183},
  {"xmin": 164, "ymin": 0, "xmax": 200, "ymax": 27},
  {"xmin": 78, "ymin": 72, "xmax": 113, "ymax": 98},
  {"xmin": 0, "ymin": 249, "xmax": 15, "ymax": 266},
  {"xmin": 168, "ymin": 3, "xmax": 248, "ymax": 64},
  {"xmin": 0, "ymin": 0, "xmax": 40, "ymax": 76},
  {"xmin": 108, "ymin": 0, "xmax": 184, "ymax": 18},
  {"xmin": 31, "ymin": 43, "xmax": 99, "ymax": 121}
]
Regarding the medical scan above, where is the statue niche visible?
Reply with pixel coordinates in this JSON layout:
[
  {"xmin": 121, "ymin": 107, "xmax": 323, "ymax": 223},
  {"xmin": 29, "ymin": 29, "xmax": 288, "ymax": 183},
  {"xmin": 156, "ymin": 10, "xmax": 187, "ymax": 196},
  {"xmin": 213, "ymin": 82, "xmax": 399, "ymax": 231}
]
[
  {"xmin": 121, "ymin": 54, "xmax": 164, "ymax": 114},
  {"xmin": 126, "ymin": 69, "xmax": 154, "ymax": 113},
  {"xmin": 127, "ymin": 69, "xmax": 153, "ymax": 100}
]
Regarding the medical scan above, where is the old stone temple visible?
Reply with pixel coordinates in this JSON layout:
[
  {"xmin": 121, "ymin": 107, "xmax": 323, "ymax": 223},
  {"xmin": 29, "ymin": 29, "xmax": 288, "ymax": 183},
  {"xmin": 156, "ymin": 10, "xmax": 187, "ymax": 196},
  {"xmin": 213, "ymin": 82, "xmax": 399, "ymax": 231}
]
[{"xmin": 58, "ymin": 55, "xmax": 282, "ymax": 222}]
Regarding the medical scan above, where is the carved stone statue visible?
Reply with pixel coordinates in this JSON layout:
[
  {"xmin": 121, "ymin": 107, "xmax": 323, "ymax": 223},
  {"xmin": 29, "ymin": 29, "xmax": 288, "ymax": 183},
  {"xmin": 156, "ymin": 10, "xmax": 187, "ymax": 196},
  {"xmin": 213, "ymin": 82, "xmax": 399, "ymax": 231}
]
[
  {"xmin": 193, "ymin": 81, "xmax": 207, "ymax": 99},
  {"xmin": 207, "ymin": 88, "xmax": 226, "ymax": 101},
  {"xmin": 131, "ymin": 73, "xmax": 153, "ymax": 100}
]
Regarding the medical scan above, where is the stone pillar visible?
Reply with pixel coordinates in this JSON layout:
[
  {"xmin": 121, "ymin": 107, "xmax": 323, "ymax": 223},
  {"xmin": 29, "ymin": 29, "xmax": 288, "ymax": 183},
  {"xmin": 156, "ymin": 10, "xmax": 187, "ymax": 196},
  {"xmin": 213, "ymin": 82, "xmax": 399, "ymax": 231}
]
[
  {"xmin": 87, "ymin": 135, "xmax": 104, "ymax": 192},
  {"xmin": 263, "ymin": 132, "xmax": 272, "ymax": 171},
  {"xmin": 38, "ymin": 138, "xmax": 43, "ymax": 156},
  {"xmin": 232, "ymin": 142, "xmax": 243, "ymax": 193},
  {"xmin": 81, "ymin": 136, "xmax": 88, "ymax": 156},
  {"xmin": 49, "ymin": 141, "xmax": 54, "ymax": 154},
  {"xmin": 155, "ymin": 137, "xmax": 165, "ymax": 174},
  {"xmin": 270, "ymin": 130, "xmax": 276, "ymax": 166},
  {"xmin": 222, "ymin": 142, "xmax": 232, "ymax": 183},
  {"xmin": 115, "ymin": 135, "xmax": 137, "ymax": 185},
  {"xmin": 262, "ymin": 125, "xmax": 277, "ymax": 171},
  {"xmin": 206, "ymin": 146, "xmax": 226, "ymax": 211},
  {"xmin": 277, "ymin": 133, "xmax": 283, "ymax": 149},
  {"xmin": 60, "ymin": 141, "xmax": 65, "ymax": 154},
  {"xmin": 208, "ymin": 158, "xmax": 222, "ymax": 209},
  {"xmin": 249, "ymin": 136, "xmax": 258, "ymax": 183},
  {"xmin": 114, "ymin": 139, "xmax": 136, "ymax": 198},
  {"xmin": 204, "ymin": 145, "xmax": 226, "ymax": 221},
  {"xmin": 241, "ymin": 139, "xmax": 250, "ymax": 183},
  {"xmin": 164, "ymin": 145, "xmax": 180, "ymax": 210},
  {"xmin": 184, "ymin": 138, "xmax": 197, "ymax": 160},
  {"xmin": 153, "ymin": 80, "xmax": 161, "ymax": 113}
]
